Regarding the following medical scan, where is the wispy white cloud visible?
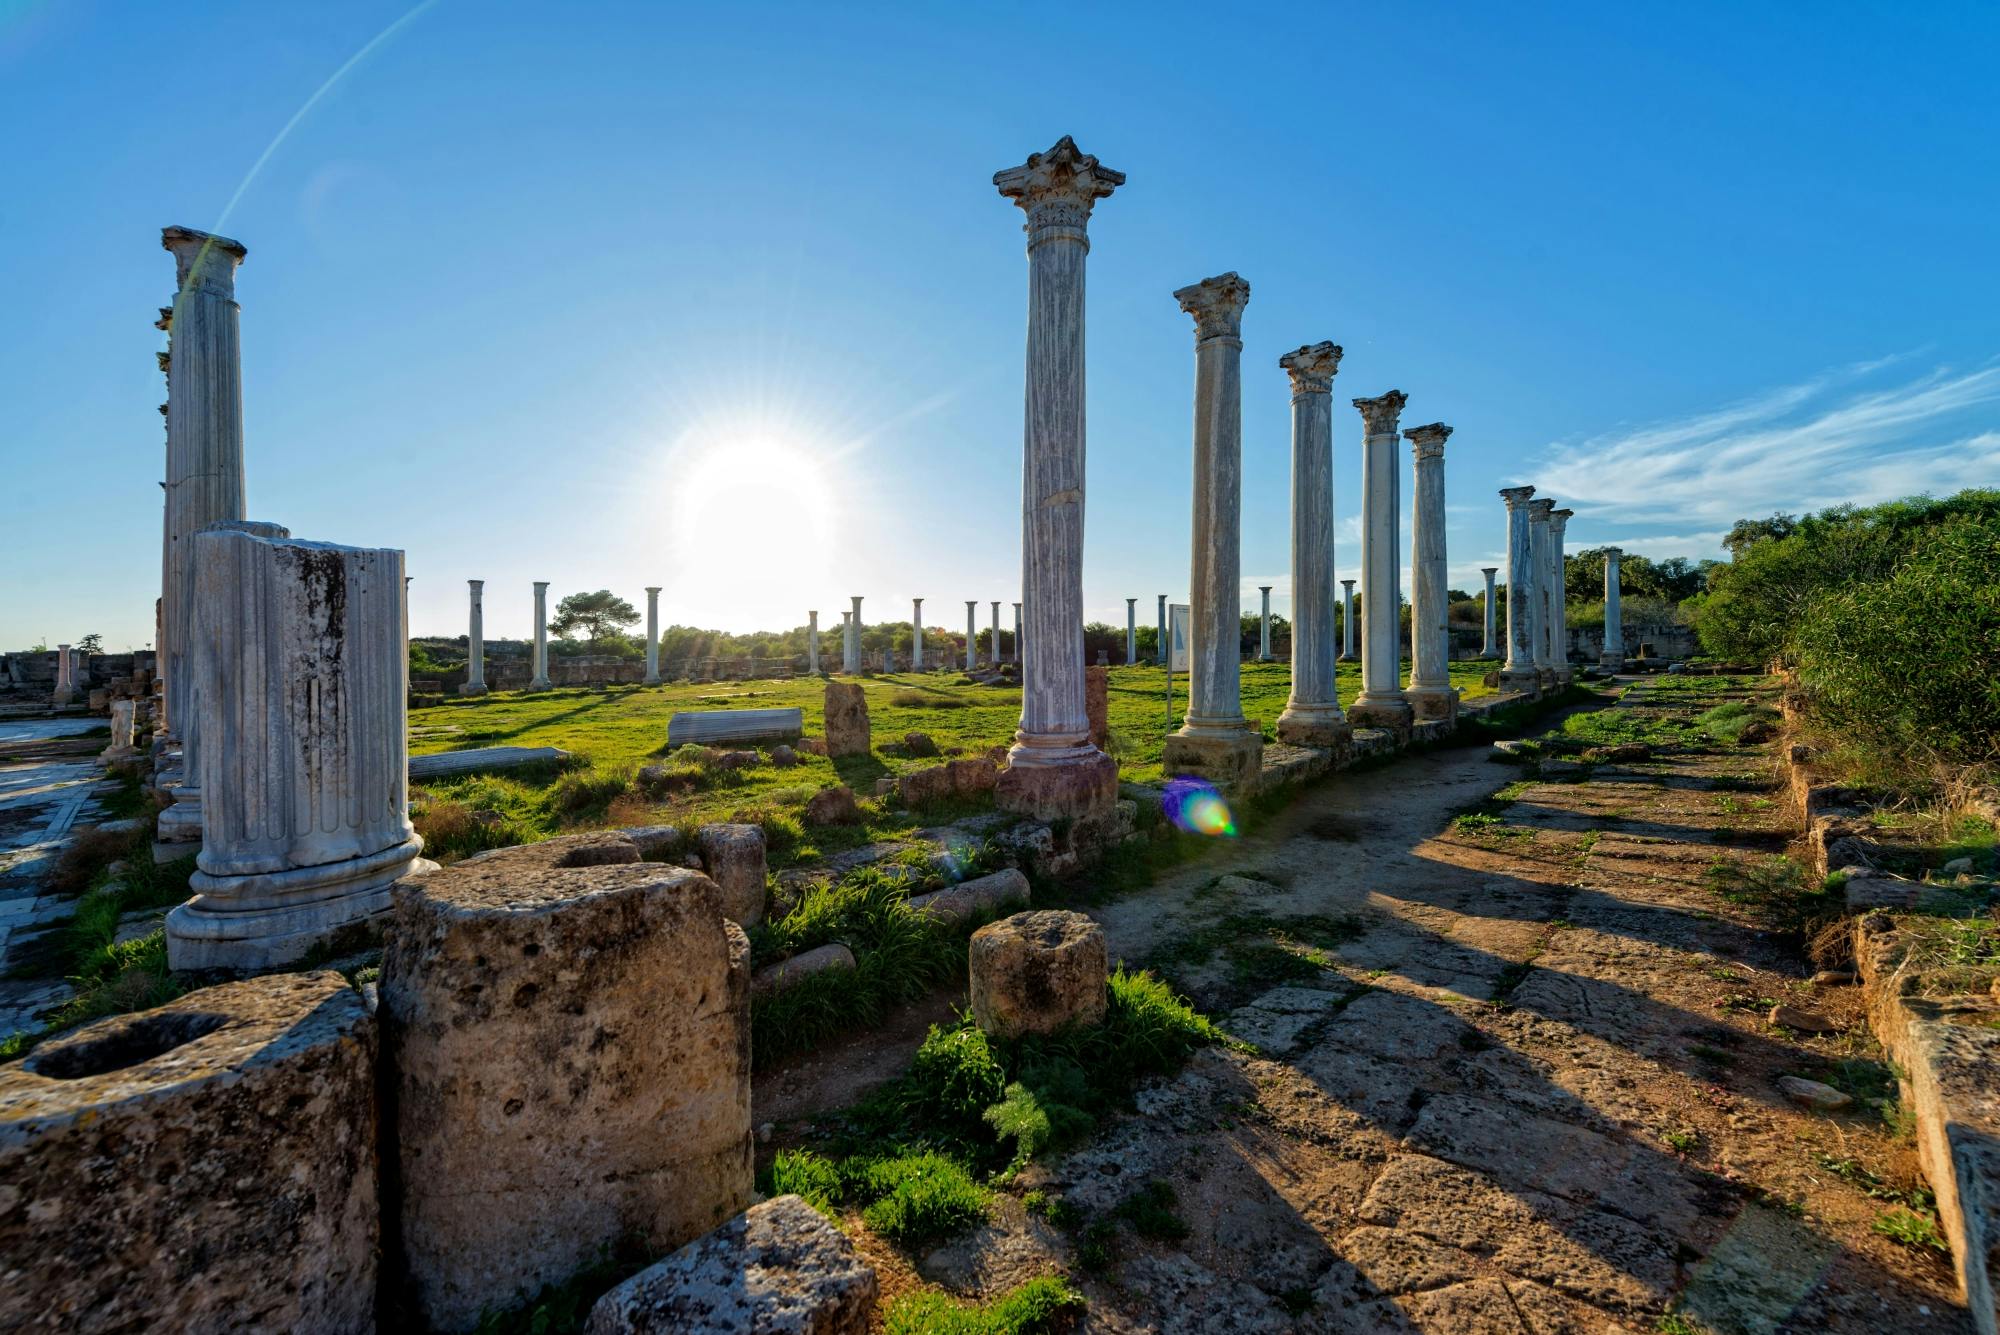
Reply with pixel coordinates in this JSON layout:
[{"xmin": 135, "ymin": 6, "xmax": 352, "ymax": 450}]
[{"xmin": 1533, "ymin": 361, "xmax": 2000, "ymax": 527}]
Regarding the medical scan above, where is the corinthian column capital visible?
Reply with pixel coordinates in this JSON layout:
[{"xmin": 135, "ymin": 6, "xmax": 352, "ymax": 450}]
[
  {"xmin": 1404, "ymin": 422, "xmax": 1452, "ymax": 459},
  {"xmin": 1549, "ymin": 507, "xmax": 1574, "ymax": 536},
  {"xmin": 1174, "ymin": 272, "xmax": 1251, "ymax": 342},
  {"xmin": 161, "ymin": 225, "xmax": 247, "ymax": 298},
  {"xmin": 1352, "ymin": 391, "xmax": 1408, "ymax": 437},
  {"xmin": 1500, "ymin": 485, "xmax": 1535, "ymax": 509},
  {"xmin": 1278, "ymin": 341, "xmax": 1342, "ymax": 394},
  {"xmin": 994, "ymin": 136, "xmax": 1124, "ymax": 246}
]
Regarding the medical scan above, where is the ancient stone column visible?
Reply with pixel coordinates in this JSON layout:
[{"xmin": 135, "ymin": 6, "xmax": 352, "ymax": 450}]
[
  {"xmin": 1340, "ymin": 579, "xmax": 1357, "ymax": 661},
  {"xmin": 1527, "ymin": 499, "xmax": 1556, "ymax": 686},
  {"xmin": 1258, "ymin": 586, "xmax": 1273, "ymax": 661},
  {"xmin": 1276, "ymin": 342, "xmax": 1348, "ymax": 746},
  {"xmin": 1404, "ymin": 422, "xmax": 1456, "ymax": 722},
  {"xmin": 456, "ymin": 581, "xmax": 486, "ymax": 695},
  {"xmin": 644, "ymin": 586, "xmax": 662, "ymax": 685},
  {"xmin": 1349, "ymin": 391, "xmax": 1413, "ymax": 732},
  {"xmin": 1550, "ymin": 508, "xmax": 1575, "ymax": 684},
  {"xmin": 51, "ymin": 645, "xmax": 75, "ymax": 706},
  {"xmin": 806, "ymin": 610, "xmax": 820, "ymax": 675},
  {"xmin": 1481, "ymin": 567, "xmax": 1500, "ymax": 657},
  {"xmin": 1012, "ymin": 602, "xmax": 1022, "ymax": 664},
  {"xmin": 166, "ymin": 524, "xmax": 430, "ymax": 969},
  {"xmin": 1600, "ymin": 548, "xmax": 1625, "ymax": 670},
  {"xmin": 1156, "ymin": 594, "xmax": 1168, "ymax": 665},
  {"xmin": 159, "ymin": 227, "xmax": 248, "ymax": 762},
  {"xmin": 911, "ymin": 598, "xmax": 924, "ymax": 670},
  {"xmin": 965, "ymin": 601, "xmax": 977, "ymax": 670},
  {"xmin": 992, "ymin": 135, "xmax": 1123, "ymax": 821},
  {"xmin": 1162, "ymin": 272, "xmax": 1262, "ymax": 785},
  {"xmin": 1499, "ymin": 487, "xmax": 1540, "ymax": 692},
  {"xmin": 528, "ymin": 582, "xmax": 552, "ymax": 691},
  {"xmin": 846, "ymin": 597, "xmax": 862, "ymax": 673},
  {"xmin": 990, "ymin": 601, "xmax": 1002, "ymax": 668}
]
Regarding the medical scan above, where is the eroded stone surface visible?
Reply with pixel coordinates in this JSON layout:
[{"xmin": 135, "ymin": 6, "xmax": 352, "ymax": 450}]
[
  {"xmin": 698, "ymin": 823, "xmax": 768, "ymax": 926},
  {"xmin": 823, "ymin": 681, "xmax": 870, "ymax": 758},
  {"xmin": 969, "ymin": 909, "xmax": 1107, "ymax": 1039}
]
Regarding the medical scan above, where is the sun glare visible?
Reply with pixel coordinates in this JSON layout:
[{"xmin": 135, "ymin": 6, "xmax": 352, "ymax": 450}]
[{"xmin": 668, "ymin": 434, "xmax": 836, "ymax": 595}]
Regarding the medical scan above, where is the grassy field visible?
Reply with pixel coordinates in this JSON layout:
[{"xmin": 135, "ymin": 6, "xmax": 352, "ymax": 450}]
[{"xmin": 408, "ymin": 660, "xmax": 1499, "ymax": 867}]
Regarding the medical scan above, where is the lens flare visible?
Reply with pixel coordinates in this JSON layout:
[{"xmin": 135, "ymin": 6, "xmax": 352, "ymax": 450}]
[{"xmin": 1163, "ymin": 778, "xmax": 1237, "ymax": 837}]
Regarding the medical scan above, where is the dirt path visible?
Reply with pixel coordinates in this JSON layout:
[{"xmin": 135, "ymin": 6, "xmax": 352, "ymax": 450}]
[{"xmin": 904, "ymin": 679, "xmax": 1963, "ymax": 1332}]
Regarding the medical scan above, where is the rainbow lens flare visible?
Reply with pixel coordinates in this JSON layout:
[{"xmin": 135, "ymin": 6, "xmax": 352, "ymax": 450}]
[{"xmin": 1163, "ymin": 778, "xmax": 1237, "ymax": 837}]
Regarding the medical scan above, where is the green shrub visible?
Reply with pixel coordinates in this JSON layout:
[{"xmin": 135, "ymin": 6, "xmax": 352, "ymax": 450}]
[
  {"xmin": 547, "ymin": 765, "xmax": 632, "ymax": 817},
  {"xmin": 884, "ymin": 1276, "xmax": 1086, "ymax": 1335},
  {"xmin": 769, "ymin": 1148, "xmax": 843, "ymax": 1215},
  {"xmin": 855, "ymin": 1151, "xmax": 990, "ymax": 1246},
  {"xmin": 907, "ymin": 1024, "xmax": 1009, "ymax": 1129}
]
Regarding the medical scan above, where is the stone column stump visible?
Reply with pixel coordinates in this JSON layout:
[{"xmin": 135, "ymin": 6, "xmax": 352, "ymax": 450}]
[
  {"xmin": 969, "ymin": 909, "xmax": 1108, "ymax": 1040},
  {"xmin": 584, "ymin": 1195, "xmax": 877, "ymax": 1334},
  {"xmin": 697, "ymin": 823, "xmax": 769, "ymax": 927},
  {"xmin": 1085, "ymin": 664, "xmax": 1110, "ymax": 748},
  {"xmin": 823, "ymin": 680, "xmax": 870, "ymax": 758},
  {"xmin": 381, "ymin": 833, "xmax": 753, "ymax": 1332},
  {"xmin": 0, "ymin": 973, "xmax": 378, "ymax": 1333}
]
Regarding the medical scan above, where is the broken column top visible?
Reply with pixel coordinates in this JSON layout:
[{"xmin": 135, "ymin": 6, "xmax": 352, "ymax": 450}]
[
  {"xmin": 1403, "ymin": 422, "xmax": 1452, "ymax": 455},
  {"xmin": 1174, "ymin": 272, "xmax": 1251, "ymax": 340},
  {"xmin": 994, "ymin": 135, "xmax": 1125, "ymax": 232},
  {"xmin": 1352, "ymin": 390, "xmax": 1409, "ymax": 434},
  {"xmin": 161, "ymin": 225, "xmax": 247, "ymax": 294},
  {"xmin": 1528, "ymin": 497, "xmax": 1556, "ymax": 516},
  {"xmin": 1500, "ymin": 485, "xmax": 1536, "ymax": 504},
  {"xmin": 1278, "ymin": 341, "xmax": 1343, "ymax": 390}
]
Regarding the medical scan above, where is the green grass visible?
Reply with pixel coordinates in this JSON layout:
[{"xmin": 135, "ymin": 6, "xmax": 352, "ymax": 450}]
[
  {"xmin": 884, "ymin": 1277, "xmax": 1087, "ymax": 1335},
  {"xmin": 1695, "ymin": 699, "xmax": 1781, "ymax": 744},
  {"xmin": 1873, "ymin": 1206, "xmax": 1950, "ymax": 1253}
]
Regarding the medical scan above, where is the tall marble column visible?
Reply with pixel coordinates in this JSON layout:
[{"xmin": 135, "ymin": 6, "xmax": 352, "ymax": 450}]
[
  {"xmin": 159, "ymin": 227, "xmax": 248, "ymax": 762},
  {"xmin": 1125, "ymin": 598, "xmax": 1138, "ymax": 664},
  {"xmin": 51, "ymin": 645, "xmax": 76, "ymax": 706},
  {"xmin": 1156, "ymin": 594, "xmax": 1168, "ymax": 665},
  {"xmin": 846, "ymin": 596, "xmax": 863, "ymax": 673},
  {"xmin": 1600, "ymin": 548, "xmax": 1625, "ymax": 670},
  {"xmin": 1162, "ymin": 272, "xmax": 1262, "ymax": 785},
  {"xmin": 1526, "ymin": 499, "xmax": 1556, "ymax": 685},
  {"xmin": 1012, "ymin": 602, "xmax": 1022, "ymax": 665},
  {"xmin": 167, "ymin": 522, "xmax": 431, "ymax": 969},
  {"xmin": 1276, "ymin": 341, "xmax": 1349, "ymax": 747},
  {"xmin": 1349, "ymin": 391, "xmax": 1413, "ymax": 733},
  {"xmin": 461, "ymin": 580, "xmax": 488, "ymax": 695},
  {"xmin": 992, "ymin": 135, "xmax": 1122, "ymax": 820},
  {"xmin": 1498, "ymin": 488, "xmax": 1540, "ymax": 692},
  {"xmin": 643, "ymin": 586, "xmax": 662, "ymax": 685},
  {"xmin": 911, "ymin": 598, "xmax": 924, "ymax": 670},
  {"xmin": 1549, "ymin": 508, "xmax": 1575, "ymax": 684},
  {"xmin": 1258, "ymin": 587, "xmax": 1273, "ymax": 661},
  {"xmin": 964, "ymin": 602, "xmax": 977, "ymax": 670},
  {"xmin": 529, "ymin": 582, "xmax": 552, "ymax": 691},
  {"xmin": 1340, "ymin": 579, "xmax": 1357, "ymax": 662},
  {"xmin": 990, "ymin": 601, "xmax": 1002, "ymax": 669},
  {"xmin": 1481, "ymin": 567, "xmax": 1500, "ymax": 657},
  {"xmin": 1404, "ymin": 422, "xmax": 1455, "ymax": 721},
  {"xmin": 807, "ymin": 610, "xmax": 820, "ymax": 675}
]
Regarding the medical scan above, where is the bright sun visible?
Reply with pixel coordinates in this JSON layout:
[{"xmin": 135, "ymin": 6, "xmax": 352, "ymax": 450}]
[{"xmin": 669, "ymin": 435, "xmax": 835, "ymax": 594}]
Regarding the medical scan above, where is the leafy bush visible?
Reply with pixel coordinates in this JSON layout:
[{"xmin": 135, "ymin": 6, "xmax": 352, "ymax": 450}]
[
  {"xmin": 884, "ymin": 1276, "xmax": 1087, "ymax": 1335},
  {"xmin": 856, "ymin": 1151, "xmax": 991, "ymax": 1246},
  {"xmin": 769, "ymin": 1148, "xmax": 843, "ymax": 1215}
]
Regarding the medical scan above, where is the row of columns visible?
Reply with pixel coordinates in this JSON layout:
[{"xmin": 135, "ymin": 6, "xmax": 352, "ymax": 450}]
[{"xmin": 1497, "ymin": 487, "xmax": 1587, "ymax": 690}]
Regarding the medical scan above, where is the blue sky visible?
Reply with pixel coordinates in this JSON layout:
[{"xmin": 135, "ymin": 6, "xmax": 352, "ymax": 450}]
[{"xmin": 4, "ymin": 1, "xmax": 1996, "ymax": 649}]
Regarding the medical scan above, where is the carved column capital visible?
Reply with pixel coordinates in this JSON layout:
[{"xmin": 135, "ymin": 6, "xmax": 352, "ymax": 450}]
[
  {"xmin": 1404, "ymin": 422, "xmax": 1451, "ymax": 459},
  {"xmin": 1278, "ymin": 341, "xmax": 1342, "ymax": 394},
  {"xmin": 1175, "ymin": 272, "xmax": 1251, "ymax": 342},
  {"xmin": 994, "ymin": 136, "xmax": 1124, "ymax": 248},
  {"xmin": 1499, "ymin": 485, "xmax": 1536, "ymax": 509},
  {"xmin": 1352, "ymin": 391, "xmax": 1408, "ymax": 437},
  {"xmin": 161, "ymin": 225, "xmax": 247, "ymax": 298}
]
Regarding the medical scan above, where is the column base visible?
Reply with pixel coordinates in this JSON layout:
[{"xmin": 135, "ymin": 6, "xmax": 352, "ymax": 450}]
[
  {"xmin": 1598, "ymin": 655, "xmax": 1624, "ymax": 672},
  {"xmin": 1535, "ymin": 668, "xmax": 1556, "ymax": 689},
  {"xmin": 1275, "ymin": 704, "xmax": 1351, "ymax": 749},
  {"xmin": 642, "ymin": 675, "xmax": 661, "ymax": 686},
  {"xmin": 157, "ymin": 793, "xmax": 203, "ymax": 844},
  {"xmin": 1337, "ymin": 652, "xmax": 1357, "ymax": 663},
  {"xmin": 528, "ymin": 678, "xmax": 551, "ymax": 692},
  {"xmin": 995, "ymin": 750, "xmax": 1118, "ymax": 824},
  {"xmin": 1406, "ymin": 686, "xmax": 1458, "ymax": 724},
  {"xmin": 1162, "ymin": 728, "xmax": 1264, "ymax": 788},
  {"xmin": 458, "ymin": 683, "xmax": 489, "ymax": 696},
  {"xmin": 168, "ymin": 836, "xmax": 433, "ymax": 970},
  {"xmin": 1498, "ymin": 669, "xmax": 1542, "ymax": 696},
  {"xmin": 1555, "ymin": 667, "xmax": 1574, "ymax": 687},
  {"xmin": 1348, "ymin": 694, "xmax": 1414, "ymax": 738}
]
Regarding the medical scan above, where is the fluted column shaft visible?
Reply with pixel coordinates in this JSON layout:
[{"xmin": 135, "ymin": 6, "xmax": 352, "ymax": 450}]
[
  {"xmin": 160, "ymin": 227, "xmax": 248, "ymax": 746},
  {"xmin": 1601, "ymin": 549, "xmax": 1625, "ymax": 668},
  {"xmin": 807, "ymin": 610, "xmax": 820, "ymax": 675},
  {"xmin": 1499, "ymin": 489, "xmax": 1537, "ymax": 686},
  {"xmin": 530, "ymin": 582, "xmax": 552, "ymax": 690},
  {"xmin": 1258, "ymin": 587, "xmax": 1273, "ymax": 661},
  {"xmin": 911, "ymin": 598, "xmax": 924, "ymax": 670},
  {"xmin": 642, "ymin": 587, "xmax": 662, "ymax": 684},
  {"xmin": 990, "ymin": 601, "xmax": 1001, "ymax": 669},
  {"xmin": 1179, "ymin": 274, "xmax": 1249, "ymax": 737},
  {"xmin": 965, "ymin": 602, "xmax": 977, "ymax": 670},
  {"xmin": 846, "ymin": 597, "xmax": 862, "ymax": 674},
  {"xmin": 1125, "ymin": 598, "xmax": 1137, "ymax": 664},
  {"xmin": 1351, "ymin": 392, "xmax": 1411, "ymax": 728},
  {"xmin": 463, "ymin": 580, "xmax": 487, "ymax": 693},
  {"xmin": 1527, "ymin": 500, "xmax": 1555, "ymax": 679},
  {"xmin": 1156, "ymin": 594, "xmax": 1167, "ymax": 665},
  {"xmin": 1481, "ymin": 568, "xmax": 1499, "ymax": 657},
  {"xmin": 1012, "ymin": 602, "xmax": 1022, "ymax": 665},
  {"xmin": 1277, "ymin": 343, "xmax": 1344, "ymax": 743},
  {"xmin": 1340, "ymin": 580, "xmax": 1357, "ymax": 661},
  {"xmin": 1405, "ymin": 423, "xmax": 1454, "ymax": 718},
  {"xmin": 1549, "ymin": 509, "xmax": 1574, "ymax": 682}
]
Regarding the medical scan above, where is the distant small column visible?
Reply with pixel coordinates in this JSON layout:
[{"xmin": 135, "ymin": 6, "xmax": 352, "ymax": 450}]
[
  {"xmin": 912, "ymin": 598, "xmax": 925, "ymax": 670},
  {"xmin": 1600, "ymin": 549, "xmax": 1625, "ymax": 670},
  {"xmin": 1498, "ymin": 489, "xmax": 1540, "ymax": 692},
  {"xmin": 990, "ymin": 601, "xmax": 1002, "ymax": 668},
  {"xmin": 643, "ymin": 587, "xmax": 662, "ymax": 685},
  {"xmin": 1549, "ymin": 508, "xmax": 1574, "ymax": 683},
  {"xmin": 1162, "ymin": 272, "xmax": 1262, "ymax": 785},
  {"xmin": 1404, "ymin": 422, "xmax": 1455, "ymax": 721},
  {"xmin": 461, "ymin": 580, "xmax": 488, "ymax": 695},
  {"xmin": 807, "ymin": 610, "xmax": 820, "ymax": 675},
  {"xmin": 1125, "ymin": 598, "xmax": 1138, "ymax": 664},
  {"xmin": 1156, "ymin": 594, "xmax": 1168, "ymax": 665},
  {"xmin": 1012, "ymin": 602, "xmax": 1022, "ymax": 665},
  {"xmin": 965, "ymin": 601, "xmax": 977, "ymax": 670},
  {"xmin": 1276, "ymin": 342, "xmax": 1348, "ymax": 747},
  {"xmin": 1348, "ymin": 391, "xmax": 1413, "ymax": 733},
  {"xmin": 529, "ymin": 582, "xmax": 552, "ymax": 691},
  {"xmin": 1258, "ymin": 586, "xmax": 1273, "ymax": 661},
  {"xmin": 1527, "ymin": 499, "xmax": 1556, "ymax": 686},
  {"xmin": 51, "ymin": 644, "xmax": 75, "ymax": 706},
  {"xmin": 846, "ymin": 596, "xmax": 863, "ymax": 673},
  {"xmin": 1481, "ymin": 567, "xmax": 1499, "ymax": 657},
  {"xmin": 1339, "ymin": 579, "xmax": 1357, "ymax": 661}
]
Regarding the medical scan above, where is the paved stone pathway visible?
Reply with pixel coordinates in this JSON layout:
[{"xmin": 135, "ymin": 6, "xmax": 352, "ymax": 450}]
[
  {"xmin": 0, "ymin": 718, "xmax": 114, "ymax": 1034},
  {"xmin": 911, "ymin": 680, "xmax": 1963, "ymax": 1332}
]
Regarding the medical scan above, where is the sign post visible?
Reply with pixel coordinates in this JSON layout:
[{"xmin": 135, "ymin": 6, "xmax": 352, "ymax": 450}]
[{"xmin": 1166, "ymin": 603, "xmax": 1191, "ymax": 732}]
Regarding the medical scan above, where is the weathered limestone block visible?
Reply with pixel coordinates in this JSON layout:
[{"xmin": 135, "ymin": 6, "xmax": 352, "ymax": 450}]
[
  {"xmin": 410, "ymin": 745, "xmax": 571, "ymax": 781},
  {"xmin": 909, "ymin": 868, "xmax": 1030, "ymax": 927},
  {"xmin": 381, "ymin": 843, "xmax": 753, "ymax": 1332},
  {"xmin": 753, "ymin": 943, "xmax": 857, "ymax": 996},
  {"xmin": 804, "ymin": 785, "xmax": 862, "ymax": 826},
  {"xmin": 904, "ymin": 730, "xmax": 939, "ymax": 757},
  {"xmin": 697, "ymin": 823, "xmax": 769, "ymax": 927},
  {"xmin": 584, "ymin": 1195, "xmax": 877, "ymax": 1334},
  {"xmin": 1085, "ymin": 665, "xmax": 1110, "ymax": 748},
  {"xmin": 948, "ymin": 755, "xmax": 1000, "ymax": 797},
  {"xmin": 969, "ymin": 909, "xmax": 1108, "ymax": 1039},
  {"xmin": 667, "ymin": 708, "xmax": 805, "ymax": 748},
  {"xmin": 0, "ymin": 973, "xmax": 377, "ymax": 1333},
  {"xmin": 823, "ymin": 681, "xmax": 870, "ymax": 758},
  {"xmin": 899, "ymin": 764, "xmax": 956, "ymax": 809}
]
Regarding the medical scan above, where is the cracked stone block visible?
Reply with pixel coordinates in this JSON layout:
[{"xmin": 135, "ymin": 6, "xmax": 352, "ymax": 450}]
[
  {"xmin": 697, "ymin": 823, "xmax": 768, "ymax": 927},
  {"xmin": 381, "ymin": 841, "xmax": 752, "ymax": 1332},
  {"xmin": 0, "ymin": 972, "xmax": 377, "ymax": 1332},
  {"xmin": 968, "ymin": 909, "xmax": 1107, "ymax": 1040}
]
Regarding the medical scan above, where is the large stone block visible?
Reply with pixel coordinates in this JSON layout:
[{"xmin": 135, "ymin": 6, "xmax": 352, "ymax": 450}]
[
  {"xmin": 969, "ymin": 909, "xmax": 1108, "ymax": 1040},
  {"xmin": 909, "ymin": 868, "xmax": 1030, "ymax": 927},
  {"xmin": 697, "ymin": 823, "xmax": 769, "ymax": 927},
  {"xmin": 667, "ymin": 708, "xmax": 805, "ymax": 748},
  {"xmin": 585, "ymin": 1195, "xmax": 877, "ymax": 1334},
  {"xmin": 381, "ymin": 842, "xmax": 753, "ymax": 1332},
  {"xmin": 0, "ymin": 973, "xmax": 377, "ymax": 1333},
  {"xmin": 822, "ymin": 681, "xmax": 870, "ymax": 758},
  {"xmin": 1085, "ymin": 665, "xmax": 1110, "ymax": 747},
  {"xmin": 995, "ymin": 751, "xmax": 1118, "ymax": 824},
  {"xmin": 1161, "ymin": 730, "xmax": 1264, "ymax": 788}
]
